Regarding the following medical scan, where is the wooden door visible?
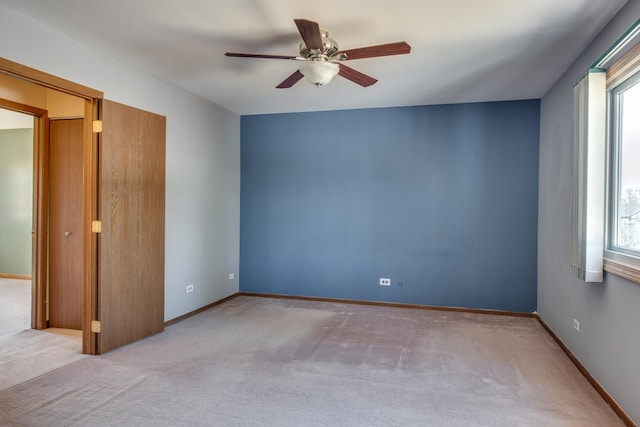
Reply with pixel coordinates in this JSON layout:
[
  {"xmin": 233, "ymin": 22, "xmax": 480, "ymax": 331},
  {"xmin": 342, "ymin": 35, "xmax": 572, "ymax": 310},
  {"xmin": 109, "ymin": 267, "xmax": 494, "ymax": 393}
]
[
  {"xmin": 96, "ymin": 99, "xmax": 166, "ymax": 354},
  {"xmin": 48, "ymin": 118, "xmax": 84, "ymax": 330}
]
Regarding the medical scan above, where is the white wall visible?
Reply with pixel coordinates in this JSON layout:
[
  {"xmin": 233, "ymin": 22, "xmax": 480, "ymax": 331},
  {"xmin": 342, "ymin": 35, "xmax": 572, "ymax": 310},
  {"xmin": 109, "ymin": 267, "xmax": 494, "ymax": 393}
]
[
  {"xmin": 538, "ymin": 1, "xmax": 640, "ymax": 423},
  {"xmin": 0, "ymin": 6, "xmax": 241, "ymax": 321}
]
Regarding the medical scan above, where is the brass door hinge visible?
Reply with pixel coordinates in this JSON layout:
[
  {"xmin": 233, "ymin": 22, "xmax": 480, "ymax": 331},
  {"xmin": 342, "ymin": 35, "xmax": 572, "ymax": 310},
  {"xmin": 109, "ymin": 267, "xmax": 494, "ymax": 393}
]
[
  {"xmin": 91, "ymin": 320, "xmax": 101, "ymax": 333},
  {"xmin": 91, "ymin": 220, "xmax": 102, "ymax": 234},
  {"xmin": 92, "ymin": 120, "xmax": 103, "ymax": 133}
]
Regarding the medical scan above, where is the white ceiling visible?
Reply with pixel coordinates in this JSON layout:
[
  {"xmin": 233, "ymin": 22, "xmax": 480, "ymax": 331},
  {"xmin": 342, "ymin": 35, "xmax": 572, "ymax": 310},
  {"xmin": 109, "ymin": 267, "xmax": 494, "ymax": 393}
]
[{"xmin": 0, "ymin": 0, "xmax": 628, "ymax": 115}]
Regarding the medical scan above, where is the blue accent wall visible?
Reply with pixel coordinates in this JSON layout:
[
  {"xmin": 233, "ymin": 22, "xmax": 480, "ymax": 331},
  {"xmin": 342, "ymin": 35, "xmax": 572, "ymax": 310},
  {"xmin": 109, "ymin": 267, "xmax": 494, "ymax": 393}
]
[{"xmin": 240, "ymin": 100, "xmax": 540, "ymax": 312}]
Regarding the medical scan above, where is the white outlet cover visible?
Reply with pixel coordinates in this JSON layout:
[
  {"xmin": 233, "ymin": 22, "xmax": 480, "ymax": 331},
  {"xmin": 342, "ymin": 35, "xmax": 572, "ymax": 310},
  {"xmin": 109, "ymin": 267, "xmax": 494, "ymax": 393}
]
[
  {"xmin": 229, "ymin": 273, "xmax": 235, "ymax": 280},
  {"xmin": 380, "ymin": 278, "xmax": 391, "ymax": 286}
]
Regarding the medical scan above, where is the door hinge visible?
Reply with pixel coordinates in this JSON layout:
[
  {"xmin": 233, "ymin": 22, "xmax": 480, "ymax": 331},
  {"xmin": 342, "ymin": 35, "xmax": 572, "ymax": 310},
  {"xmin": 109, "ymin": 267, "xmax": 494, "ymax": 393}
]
[
  {"xmin": 91, "ymin": 320, "xmax": 101, "ymax": 333},
  {"xmin": 92, "ymin": 120, "xmax": 103, "ymax": 133},
  {"xmin": 91, "ymin": 220, "xmax": 102, "ymax": 234}
]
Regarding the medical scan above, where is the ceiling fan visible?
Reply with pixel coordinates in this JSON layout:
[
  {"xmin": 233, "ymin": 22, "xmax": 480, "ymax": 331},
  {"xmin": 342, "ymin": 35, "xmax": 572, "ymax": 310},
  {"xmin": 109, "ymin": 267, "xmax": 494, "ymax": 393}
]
[{"xmin": 225, "ymin": 19, "xmax": 411, "ymax": 88}]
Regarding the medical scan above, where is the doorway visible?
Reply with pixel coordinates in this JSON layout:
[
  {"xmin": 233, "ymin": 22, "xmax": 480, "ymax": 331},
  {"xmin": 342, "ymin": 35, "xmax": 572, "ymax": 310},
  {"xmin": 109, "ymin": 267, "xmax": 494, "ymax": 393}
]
[
  {"xmin": 0, "ymin": 67, "xmax": 95, "ymax": 352},
  {"xmin": 1, "ymin": 56, "xmax": 166, "ymax": 355},
  {"xmin": 0, "ymin": 99, "xmax": 85, "ymax": 339},
  {"xmin": 0, "ymin": 108, "xmax": 34, "ymax": 339}
]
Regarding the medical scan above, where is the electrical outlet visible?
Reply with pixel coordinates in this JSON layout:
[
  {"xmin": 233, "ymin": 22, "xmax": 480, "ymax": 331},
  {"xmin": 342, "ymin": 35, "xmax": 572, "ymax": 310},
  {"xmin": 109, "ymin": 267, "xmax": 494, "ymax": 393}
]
[
  {"xmin": 379, "ymin": 278, "xmax": 391, "ymax": 286},
  {"xmin": 573, "ymin": 318, "xmax": 580, "ymax": 332},
  {"xmin": 186, "ymin": 284, "xmax": 194, "ymax": 293},
  {"xmin": 229, "ymin": 273, "xmax": 235, "ymax": 280},
  {"xmin": 397, "ymin": 282, "xmax": 404, "ymax": 287}
]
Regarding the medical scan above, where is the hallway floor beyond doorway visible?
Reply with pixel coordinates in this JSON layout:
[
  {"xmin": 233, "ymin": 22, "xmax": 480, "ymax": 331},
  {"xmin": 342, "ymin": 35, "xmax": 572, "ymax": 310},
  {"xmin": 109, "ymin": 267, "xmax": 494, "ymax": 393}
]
[
  {"xmin": 0, "ymin": 328, "xmax": 85, "ymax": 391},
  {"xmin": 0, "ymin": 278, "xmax": 85, "ymax": 390},
  {"xmin": 0, "ymin": 278, "xmax": 30, "ymax": 338}
]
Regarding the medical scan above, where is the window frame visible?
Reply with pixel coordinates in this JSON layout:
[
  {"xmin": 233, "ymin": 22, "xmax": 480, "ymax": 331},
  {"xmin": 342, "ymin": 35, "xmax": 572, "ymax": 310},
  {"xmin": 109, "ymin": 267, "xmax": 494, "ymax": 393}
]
[{"xmin": 604, "ymin": 54, "xmax": 640, "ymax": 279}]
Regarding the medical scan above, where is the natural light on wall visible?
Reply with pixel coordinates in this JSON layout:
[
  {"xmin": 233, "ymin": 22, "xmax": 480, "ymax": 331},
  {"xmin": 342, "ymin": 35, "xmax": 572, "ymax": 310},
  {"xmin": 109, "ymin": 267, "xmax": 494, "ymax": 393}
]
[{"xmin": 572, "ymin": 70, "xmax": 606, "ymax": 282}]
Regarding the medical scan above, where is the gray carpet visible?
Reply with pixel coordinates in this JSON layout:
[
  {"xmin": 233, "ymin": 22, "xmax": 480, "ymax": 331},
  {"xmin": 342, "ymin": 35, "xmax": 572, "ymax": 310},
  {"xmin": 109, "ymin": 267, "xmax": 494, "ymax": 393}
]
[
  {"xmin": 0, "ymin": 296, "xmax": 625, "ymax": 426},
  {"xmin": 0, "ymin": 278, "xmax": 31, "ymax": 339},
  {"xmin": 0, "ymin": 328, "xmax": 85, "ymax": 391},
  {"xmin": 1, "ymin": 278, "xmax": 86, "ymax": 391}
]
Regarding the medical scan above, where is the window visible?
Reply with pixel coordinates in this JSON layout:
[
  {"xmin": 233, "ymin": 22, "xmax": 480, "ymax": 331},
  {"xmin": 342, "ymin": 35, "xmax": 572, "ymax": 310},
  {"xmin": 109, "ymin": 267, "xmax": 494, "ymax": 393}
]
[
  {"xmin": 604, "ymin": 37, "xmax": 640, "ymax": 281},
  {"xmin": 572, "ymin": 21, "xmax": 640, "ymax": 284},
  {"xmin": 608, "ymin": 72, "xmax": 640, "ymax": 261}
]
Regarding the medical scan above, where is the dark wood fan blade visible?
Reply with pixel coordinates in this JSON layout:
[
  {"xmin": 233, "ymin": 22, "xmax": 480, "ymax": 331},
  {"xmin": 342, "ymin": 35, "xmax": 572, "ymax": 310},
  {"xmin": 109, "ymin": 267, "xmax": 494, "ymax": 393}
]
[
  {"xmin": 294, "ymin": 19, "xmax": 323, "ymax": 50},
  {"xmin": 338, "ymin": 64, "xmax": 377, "ymax": 87},
  {"xmin": 335, "ymin": 42, "xmax": 411, "ymax": 60},
  {"xmin": 225, "ymin": 52, "xmax": 299, "ymax": 60},
  {"xmin": 276, "ymin": 70, "xmax": 305, "ymax": 88}
]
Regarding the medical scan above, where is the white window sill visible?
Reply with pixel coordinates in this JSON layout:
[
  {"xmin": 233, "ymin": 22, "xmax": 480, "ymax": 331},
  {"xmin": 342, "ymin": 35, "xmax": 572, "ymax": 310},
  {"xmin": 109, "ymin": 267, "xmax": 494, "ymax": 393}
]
[{"xmin": 603, "ymin": 258, "xmax": 640, "ymax": 284}]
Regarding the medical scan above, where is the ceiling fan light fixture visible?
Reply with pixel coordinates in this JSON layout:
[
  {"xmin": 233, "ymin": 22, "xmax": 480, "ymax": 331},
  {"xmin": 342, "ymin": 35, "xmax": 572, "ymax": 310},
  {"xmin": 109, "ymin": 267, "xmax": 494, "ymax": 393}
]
[{"xmin": 299, "ymin": 60, "xmax": 339, "ymax": 87}]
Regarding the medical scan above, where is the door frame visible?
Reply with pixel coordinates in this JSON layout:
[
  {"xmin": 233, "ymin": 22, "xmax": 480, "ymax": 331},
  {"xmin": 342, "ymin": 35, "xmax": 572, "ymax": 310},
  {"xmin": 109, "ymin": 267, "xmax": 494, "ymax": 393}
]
[
  {"xmin": 0, "ymin": 57, "xmax": 103, "ymax": 354},
  {"xmin": 0, "ymin": 97, "xmax": 48, "ymax": 330}
]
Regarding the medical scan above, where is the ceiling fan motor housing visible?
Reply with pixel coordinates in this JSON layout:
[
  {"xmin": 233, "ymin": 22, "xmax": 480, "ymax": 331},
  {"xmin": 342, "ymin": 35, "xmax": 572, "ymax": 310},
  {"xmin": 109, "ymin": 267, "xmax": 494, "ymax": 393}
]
[{"xmin": 299, "ymin": 30, "xmax": 340, "ymax": 59}]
